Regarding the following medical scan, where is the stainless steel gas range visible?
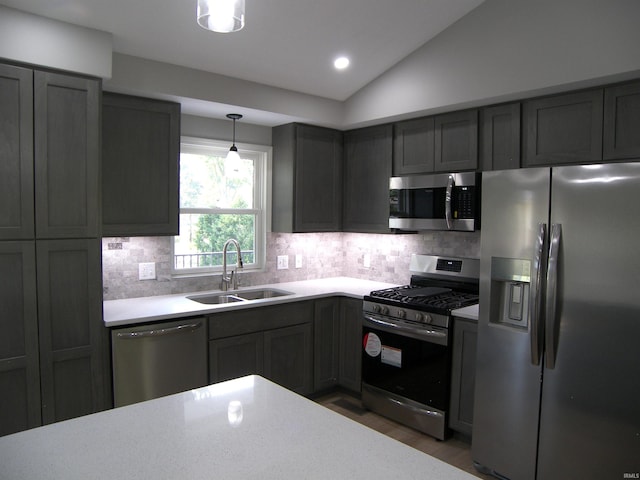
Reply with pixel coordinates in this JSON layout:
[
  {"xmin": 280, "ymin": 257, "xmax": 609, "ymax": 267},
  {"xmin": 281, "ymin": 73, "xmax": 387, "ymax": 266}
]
[{"xmin": 361, "ymin": 254, "xmax": 479, "ymax": 440}]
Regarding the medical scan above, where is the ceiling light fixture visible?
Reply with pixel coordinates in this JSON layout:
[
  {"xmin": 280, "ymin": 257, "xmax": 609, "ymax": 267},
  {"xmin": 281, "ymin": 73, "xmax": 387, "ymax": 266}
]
[
  {"xmin": 197, "ymin": 0, "xmax": 245, "ymax": 33},
  {"xmin": 226, "ymin": 113, "xmax": 243, "ymax": 161},
  {"xmin": 334, "ymin": 56, "xmax": 350, "ymax": 70}
]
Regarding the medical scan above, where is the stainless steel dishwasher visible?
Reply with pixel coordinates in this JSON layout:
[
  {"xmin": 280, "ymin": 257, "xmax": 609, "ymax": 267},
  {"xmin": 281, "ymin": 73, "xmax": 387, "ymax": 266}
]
[{"xmin": 111, "ymin": 317, "xmax": 208, "ymax": 407}]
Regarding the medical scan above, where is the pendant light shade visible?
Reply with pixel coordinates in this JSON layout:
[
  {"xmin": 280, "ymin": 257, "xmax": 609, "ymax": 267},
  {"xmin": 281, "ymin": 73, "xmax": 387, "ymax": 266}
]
[
  {"xmin": 197, "ymin": 0, "xmax": 245, "ymax": 33},
  {"xmin": 226, "ymin": 113, "xmax": 242, "ymax": 161}
]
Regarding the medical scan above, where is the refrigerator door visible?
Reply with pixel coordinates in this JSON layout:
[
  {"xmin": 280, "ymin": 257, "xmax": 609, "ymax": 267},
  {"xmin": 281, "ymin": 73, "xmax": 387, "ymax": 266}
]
[
  {"xmin": 537, "ymin": 163, "xmax": 640, "ymax": 478},
  {"xmin": 472, "ymin": 168, "xmax": 550, "ymax": 480}
]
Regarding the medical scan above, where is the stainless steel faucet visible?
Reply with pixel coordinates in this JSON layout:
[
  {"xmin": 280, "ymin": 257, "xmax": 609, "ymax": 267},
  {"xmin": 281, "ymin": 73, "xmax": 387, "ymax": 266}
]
[{"xmin": 221, "ymin": 238, "xmax": 243, "ymax": 291}]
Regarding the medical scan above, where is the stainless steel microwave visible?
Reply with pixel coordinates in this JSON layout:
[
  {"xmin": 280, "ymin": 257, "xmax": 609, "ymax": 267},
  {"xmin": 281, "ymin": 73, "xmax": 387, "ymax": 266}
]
[{"xmin": 389, "ymin": 172, "xmax": 481, "ymax": 232}]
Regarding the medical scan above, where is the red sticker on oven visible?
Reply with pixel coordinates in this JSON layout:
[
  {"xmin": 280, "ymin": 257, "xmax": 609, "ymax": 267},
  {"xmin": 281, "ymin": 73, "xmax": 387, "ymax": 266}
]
[{"xmin": 363, "ymin": 332, "xmax": 382, "ymax": 357}]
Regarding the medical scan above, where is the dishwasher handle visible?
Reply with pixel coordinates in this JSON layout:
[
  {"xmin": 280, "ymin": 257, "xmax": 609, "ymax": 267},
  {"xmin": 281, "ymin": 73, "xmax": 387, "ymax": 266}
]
[{"xmin": 115, "ymin": 321, "xmax": 203, "ymax": 339}]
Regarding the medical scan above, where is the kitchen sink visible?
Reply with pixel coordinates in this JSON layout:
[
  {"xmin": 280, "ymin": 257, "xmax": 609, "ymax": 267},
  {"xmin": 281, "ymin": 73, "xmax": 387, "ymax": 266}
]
[{"xmin": 187, "ymin": 288, "xmax": 293, "ymax": 305}]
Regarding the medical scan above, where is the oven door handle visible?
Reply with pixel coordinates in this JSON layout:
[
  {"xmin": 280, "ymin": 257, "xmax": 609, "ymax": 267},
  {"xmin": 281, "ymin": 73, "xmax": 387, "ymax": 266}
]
[
  {"xmin": 388, "ymin": 396, "xmax": 444, "ymax": 419},
  {"xmin": 363, "ymin": 313, "xmax": 448, "ymax": 343}
]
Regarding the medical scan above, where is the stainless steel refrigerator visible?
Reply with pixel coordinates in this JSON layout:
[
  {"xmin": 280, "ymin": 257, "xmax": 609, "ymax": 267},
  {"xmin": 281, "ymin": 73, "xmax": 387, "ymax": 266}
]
[{"xmin": 472, "ymin": 163, "xmax": 640, "ymax": 480}]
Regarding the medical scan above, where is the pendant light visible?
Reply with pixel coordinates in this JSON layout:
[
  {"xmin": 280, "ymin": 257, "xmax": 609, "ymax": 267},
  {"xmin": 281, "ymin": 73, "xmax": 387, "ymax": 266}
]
[
  {"xmin": 197, "ymin": 0, "xmax": 245, "ymax": 33},
  {"xmin": 226, "ymin": 113, "xmax": 242, "ymax": 161}
]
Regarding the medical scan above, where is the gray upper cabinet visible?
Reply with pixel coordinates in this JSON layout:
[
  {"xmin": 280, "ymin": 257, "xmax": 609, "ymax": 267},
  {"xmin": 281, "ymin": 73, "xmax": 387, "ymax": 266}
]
[
  {"xmin": 480, "ymin": 103, "xmax": 521, "ymax": 171},
  {"xmin": 34, "ymin": 71, "xmax": 100, "ymax": 239},
  {"xmin": 102, "ymin": 93, "xmax": 180, "ymax": 237},
  {"xmin": 0, "ymin": 64, "xmax": 34, "ymax": 240},
  {"xmin": 0, "ymin": 241, "xmax": 40, "ymax": 436},
  {"xmin": 393, "ymin": 117, "xmax": 435, "ymax": 175},
  {"xmin": 343, "ymin": 125, "xmax": 393, "ymax": 233},
  {"xmin": 272, "ymin": 123, "xmax": 343, "ymax": 232},
  {"xmin": 603, "ymin": 81, "xmax": 640, "ymax": 160},
  {"xmin": 434, "ymin": 109, "xmax": 478, "ymax": 172},
  {"xmin": 523, "ymin": 89, "xmax": 603, "ymax": 166}
]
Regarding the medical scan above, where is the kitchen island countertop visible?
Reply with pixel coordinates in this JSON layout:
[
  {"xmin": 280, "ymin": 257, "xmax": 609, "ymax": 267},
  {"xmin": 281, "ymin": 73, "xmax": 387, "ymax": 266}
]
[
  {"xmin": 0, "ymin": 375, "xmax": 477, "ymax": 480},
  {"xmin": 104, "ymin": 277, "xmax": 397, "ymax": 327}
]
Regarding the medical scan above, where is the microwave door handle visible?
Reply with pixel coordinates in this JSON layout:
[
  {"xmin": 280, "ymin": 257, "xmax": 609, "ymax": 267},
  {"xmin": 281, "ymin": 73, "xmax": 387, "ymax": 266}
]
[{"xmin": 445, "ymin": 175, "xmax": 454, "ymax": 230}]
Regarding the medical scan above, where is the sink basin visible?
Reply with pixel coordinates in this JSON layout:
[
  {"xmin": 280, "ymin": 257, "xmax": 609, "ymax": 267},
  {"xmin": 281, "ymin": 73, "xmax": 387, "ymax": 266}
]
[
  {"xmin": 186, "ymin": 293, "xmax": 246, "ymax": 304},
  {"xmin": 187, "ymin": 288, "xmax": 293, "ymax": 305},
  {"xmin": 234, "ymin": 288, "xmax": 293, "ymax": 300}
]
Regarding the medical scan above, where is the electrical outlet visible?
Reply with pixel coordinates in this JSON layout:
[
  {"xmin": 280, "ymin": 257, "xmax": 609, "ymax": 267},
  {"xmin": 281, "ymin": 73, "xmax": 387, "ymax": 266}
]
[
  {"xmin": 138, "ymin": 262, "xmax": 156, "ymax": 280},
  {"xmin": 363, "ymin": 253, "xmax": 371, "ymax": 269},
  {"xmin": 295, "ymin": 254, "xmax": 303, "ymax": 269},
  {"xmin": 277, "ymin": 255, "xmax": 289, "ymax": 270}
]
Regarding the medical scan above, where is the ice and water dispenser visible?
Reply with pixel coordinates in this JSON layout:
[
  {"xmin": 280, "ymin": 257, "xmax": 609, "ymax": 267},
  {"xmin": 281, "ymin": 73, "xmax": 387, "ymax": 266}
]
[{"xmin": 490, "ymin": 257, "xmax": 531, "ymax": 329}]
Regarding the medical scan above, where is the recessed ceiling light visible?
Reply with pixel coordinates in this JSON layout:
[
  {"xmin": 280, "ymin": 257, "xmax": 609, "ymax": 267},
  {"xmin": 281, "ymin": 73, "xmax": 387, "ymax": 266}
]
[{"xmin": 334, "ymin": 56, "xmax": 350, "ymax": 70}]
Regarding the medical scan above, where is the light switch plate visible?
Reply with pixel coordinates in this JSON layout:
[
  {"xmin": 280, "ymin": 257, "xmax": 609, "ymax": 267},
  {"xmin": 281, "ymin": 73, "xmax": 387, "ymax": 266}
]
[
  {"xmin": 277, "ymin": 255, "xmax": 289, "ymax": 270},
  {"xmin": 138, "ymin": 262, "xmax": 156, "ymax": 280}
]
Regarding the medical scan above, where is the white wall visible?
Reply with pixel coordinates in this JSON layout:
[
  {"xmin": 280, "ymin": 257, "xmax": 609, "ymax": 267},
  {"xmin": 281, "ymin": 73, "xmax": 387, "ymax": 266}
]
[
  {"xmin": 0, "ymin": 5, "xmax": 112, "ymax": 79},
  {"xmin": 344, "ymin": 0, "xmax": 640, "ymax": 127},
  {"xmin": 182, "ymin": 114, "xmax": 272, "ymax": 146}
]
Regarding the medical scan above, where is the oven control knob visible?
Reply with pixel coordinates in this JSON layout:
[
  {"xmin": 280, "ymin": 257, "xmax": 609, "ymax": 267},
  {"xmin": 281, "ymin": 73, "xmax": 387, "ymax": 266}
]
[
  {"xmin": 424, "ymin": 314, "xmax": 433, "ymax": 324},
  {"xmin": 397, "ymin": 309, "xmax": 406, "ymax": 319},
  {"xmin": 380, "ymin": 306, "xmax": 389, "ymax": 315},
  {"xmin": 372, "ymin": 304, "xmax": 381, "ymax": 313},
  {"xmin": 414, "ymin": 312, "xmax": 424, "ymax": 322}
]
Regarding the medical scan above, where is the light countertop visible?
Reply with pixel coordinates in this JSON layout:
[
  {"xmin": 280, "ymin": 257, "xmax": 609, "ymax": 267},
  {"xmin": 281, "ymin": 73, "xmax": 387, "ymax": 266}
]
[
  {"xmin": 0, "ymin": 375, "xmax": 478, "ymax": 480},
  {"xmin": 104, "ymin": 277, "xmax": 397, "ymax": 327},
  {"xmin": 451, "ymin": 303, "xmax": 479, "ymax": 321}
]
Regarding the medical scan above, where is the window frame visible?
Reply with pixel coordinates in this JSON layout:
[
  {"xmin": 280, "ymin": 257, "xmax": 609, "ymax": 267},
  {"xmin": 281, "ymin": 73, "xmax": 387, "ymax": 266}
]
[{"xmin": 172, "ymin": 135, "xmax": 271, "ymax": 277}]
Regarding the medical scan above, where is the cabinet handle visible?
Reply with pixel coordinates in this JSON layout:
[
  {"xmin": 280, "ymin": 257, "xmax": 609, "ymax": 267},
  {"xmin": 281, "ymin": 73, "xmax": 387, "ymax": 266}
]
[{"xmin": 116, "ymin": 322, "xmax": 202, "ymax": 339}]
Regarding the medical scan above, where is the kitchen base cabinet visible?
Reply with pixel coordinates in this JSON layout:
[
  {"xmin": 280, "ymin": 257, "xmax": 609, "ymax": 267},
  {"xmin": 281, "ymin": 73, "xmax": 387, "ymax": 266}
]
[
  {"xmin": 338, "ymin": 298, "xmax": 363, "ymax": 393},
  {"xmin": 449, "ymin": 317, "xmax": 477, "ymax": 437},
  {"xmin": 0, "ymin": 242, "xmax": 40, "ymax": 436},
  {"xmin": 313, "ymin": 299, "xmax": 340, "ymax": 391},
  {"xmin": 208, "ymin": 301, "xmax": 314, "ymax": 395}
]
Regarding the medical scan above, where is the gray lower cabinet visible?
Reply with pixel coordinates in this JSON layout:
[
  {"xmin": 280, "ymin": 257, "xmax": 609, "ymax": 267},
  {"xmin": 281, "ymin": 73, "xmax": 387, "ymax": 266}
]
[
  {"xmin": 102, "ymin": 92, "xmax": 180, "ymax": 236},
  {"xmin": 343, "ymin": 125, "xmax": 393, "ymax": 233},
  {"xmin": 0, "ymin": 242, "xmax": 40, "ymax": 436},
  {"xmin": 523, "ymin": 89, "xmax": 603, "ymax": 166},
  {"xmin": 449, "ymin": 317, "xmax": 478, "ymax": 437},
  {"xmin": 209, "ymin": 301, "xmax": 314, "ymax": 395},
  {"xmin": 313, "ymin": 297, "xmax": 363, "ymax": 393},
  {"xmin": 480, "ymin": 103, "xmax": 521, "ymax": 171},
  {"xmin": 272, "ymin": 123, "xmax": 343, "ymax": 232}
]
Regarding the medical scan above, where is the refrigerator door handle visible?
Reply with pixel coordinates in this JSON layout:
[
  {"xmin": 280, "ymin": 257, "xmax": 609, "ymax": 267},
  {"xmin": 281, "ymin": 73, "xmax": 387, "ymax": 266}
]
[
  {"xmin": 545, "ymin": 223, "xmax": 562, "ymax": 369},
  {"xmin": 445, "ymin": 174, "xmax": 454, "ymax": 230},
  {"xmin": 530, "ymin": 222, "xmax": 547, "ymax": 365}
]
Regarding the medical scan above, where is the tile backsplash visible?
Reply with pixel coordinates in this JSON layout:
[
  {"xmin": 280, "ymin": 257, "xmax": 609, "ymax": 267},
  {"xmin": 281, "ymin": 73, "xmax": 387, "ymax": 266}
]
[{"xmin": 102, "ymin": 231, "xmax": 480, "ymax": 300}]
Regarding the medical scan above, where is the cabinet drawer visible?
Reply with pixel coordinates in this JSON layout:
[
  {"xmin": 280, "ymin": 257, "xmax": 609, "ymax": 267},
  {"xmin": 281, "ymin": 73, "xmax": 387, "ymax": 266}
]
[{"xmin": 208, "ymin": 301, "xmax": 313, "ymax": 339}]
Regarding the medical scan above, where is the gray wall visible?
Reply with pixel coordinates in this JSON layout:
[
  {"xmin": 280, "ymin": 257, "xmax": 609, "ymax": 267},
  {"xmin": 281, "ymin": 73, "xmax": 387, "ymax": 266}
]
[
  {"xmin": 0, "ymin": 5, "xmax": 112, "ymax": 78},
  {"xmin": 345, "ymin": 0, "xmax": 640, "ymax": 127}
]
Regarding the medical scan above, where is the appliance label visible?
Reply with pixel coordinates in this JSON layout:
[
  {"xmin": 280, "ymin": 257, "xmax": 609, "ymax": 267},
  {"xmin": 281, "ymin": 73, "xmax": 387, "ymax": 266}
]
[
  {"xmin": 381, "ymin": 346, "xmax": 402, "ymax": 368},
  {"xmin": 363, "ymin": 333, "xmax": 382, "ymax": 357}
]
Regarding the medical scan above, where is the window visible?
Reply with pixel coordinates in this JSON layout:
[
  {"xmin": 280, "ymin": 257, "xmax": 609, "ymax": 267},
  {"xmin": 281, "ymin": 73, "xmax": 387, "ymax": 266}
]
[{"xmin": 173, "ymin": 136, "xmax": 270, "ymax": 275}]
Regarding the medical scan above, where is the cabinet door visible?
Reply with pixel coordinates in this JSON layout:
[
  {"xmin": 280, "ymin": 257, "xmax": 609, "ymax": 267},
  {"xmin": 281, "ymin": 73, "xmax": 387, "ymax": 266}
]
[
  {"xmin": 102, "ymin": 93, "xmax": 180, "ymax": 236},
  {"xmin": 294, "ymin": 125, "xmax": 343, "ymax": 232},
  {"xmin": 0, "ymin": 64, "xmax": 34, "ymax": 240},
  {"xmin": 480, "ymin": 103, "xmax": 521, "ymax": 171},
  {"xmin": 343, "ymin": 125, "xmax": 393, "ymax": 233},
  {"xmin": 0, "ymin": 242, "xmax": 40, "ymax": 436},
  {"xmin": 264, "ymin": 323, "xmax": 313, "ymax": 395},
  {"xmin": 603, "ymin": 81, "xmax": 640, "ymax": 160},
  {"xmin": 449, "ymin": 318, "xmax": 477, "ymax": 437},
  {"xmin": 313, "ymin": 298, "xmax": 340, "ymax": 391},
  {"xmin": 434, "ymin": 110, "xmax": 478, "ymax": 172},
  {"xmin": 338, "ymin": 298, "xmax": 363, "ymax": 392},
  {"xmin": 36, "ymin": 239, "xmax": 107, "ymax": 424},
  {"xmin": 393, "ymin": 117, "xmax": 435, "ymax": 175},
  {"xmin": 209, "ymin": 333, "xmax": 264, "ymax": 384},
  {"xmin": 34, "ymin": 72, "xmax": 100, "ymax": 239},
  {"xmin": 523, "ymin": 89, "xmax": 603, "ymax": 166}
]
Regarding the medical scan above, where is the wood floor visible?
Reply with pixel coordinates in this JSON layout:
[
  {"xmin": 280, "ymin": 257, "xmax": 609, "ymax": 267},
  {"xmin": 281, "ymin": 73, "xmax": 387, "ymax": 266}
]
[{"xmin": 315, "ymin": 391, "xmax": 493, "ymax": 479}]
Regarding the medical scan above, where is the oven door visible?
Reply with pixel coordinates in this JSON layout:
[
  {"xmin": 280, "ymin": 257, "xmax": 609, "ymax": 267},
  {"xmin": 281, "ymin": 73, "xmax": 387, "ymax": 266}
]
[{"xmin": 361, "ymin": 313, "xmax": 450, "ymax": 411}]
